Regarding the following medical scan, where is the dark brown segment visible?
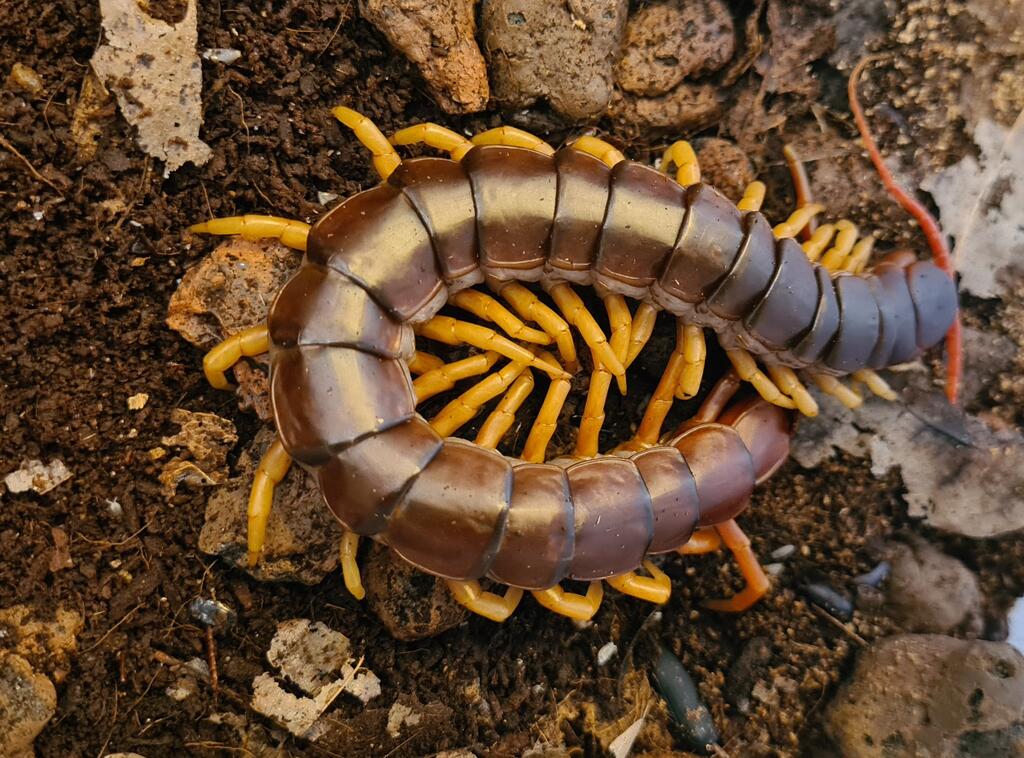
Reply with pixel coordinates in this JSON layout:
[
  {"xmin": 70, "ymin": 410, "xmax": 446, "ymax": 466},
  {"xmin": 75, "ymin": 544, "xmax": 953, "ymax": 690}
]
[
  {"xmin": 306, "ymin": 185, "xmax": 442, "ymax": 321},
  {"xmin": 658, "ymin": 183, "xmax": 746, "ymax": 304},
  {"xmin": 867, "ymin": 274, "xmax": 899, "ymax": 368},
  {"xmin": 871, "ymin": 263, "xmax": 919, "ymax": 364},
  {"xmin": 386, "ymin": 439, "xmax": 512, "ymax": 580},
  {"xmin": 667, "ymin": 424, "xmax": 754, "ymax": 526},
  {"xmin": 387, "ymin": 157, "xmax": 480, "ymax": 284},
  {"xmin": 706, "ymin": 212, "xmax": 777, "ymax": 319},
  {"xmin": 744, "ymin": 238, "xmax": 819, "ymax": 349},
  {"xmin": 268, "ymin": 264, "xmax": 406, "ymax": 356},
  {"xmin": 632, "ymin": 447, "xmax": 699, "ymax": 553},
  {"xmin": 906, "ymin": 260, "xmax": 957, "ymax": 349},
  {"xmin": 462, "ymin": 146, "xmax": 556, "ymax": 273},
  {"xmin": 717, "ymin": 396, "xmax": 792, "ymax": 485},
  {"xmin": 316, "ymin": 417, "xmax": 442, "ymax": 535},
  {"xmin": 791, "ymin": 266, "xmax": 840, "ymax": 363},
  {"xmin": 595, "ymin": 161, "xmax": 687, "ymax": 287},
  {"xmin": 488, "ymin": 463, "xmax": 574, "ymax": 589},
  {"xmin": 566, "ymin": 457, "xmax": 654, "ymax": 580},
  {"xmin": 825, "ymin": 274, "xmax": 881, "ymax": 372},
  {"xmin": 271, "ymin": 345, "xmax": 414, "ymax": 465},
  {"xmin": 548, "ymin": 148, "xmax": 612, "ymax": 272}
]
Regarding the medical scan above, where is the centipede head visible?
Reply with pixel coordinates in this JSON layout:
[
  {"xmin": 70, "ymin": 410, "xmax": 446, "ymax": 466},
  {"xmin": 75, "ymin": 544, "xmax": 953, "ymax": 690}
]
[{"xmin": 717, "ymin": 392, "xmax": 793, "ymax": 485}]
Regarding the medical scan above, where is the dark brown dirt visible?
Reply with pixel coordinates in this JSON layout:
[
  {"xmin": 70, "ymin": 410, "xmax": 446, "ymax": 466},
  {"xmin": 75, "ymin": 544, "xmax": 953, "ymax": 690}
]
[{"xmin": 1, "ymin": 1, "xmax": 1022, "ymax": 757}]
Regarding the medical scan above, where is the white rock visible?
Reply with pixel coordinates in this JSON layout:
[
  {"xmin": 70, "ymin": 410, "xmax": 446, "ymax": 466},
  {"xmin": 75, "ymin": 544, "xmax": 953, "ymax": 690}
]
[
  {"xmin": 596, "ymin": 641, "xmax": 618, "ymax": 666},
  {"xmin": 4, "ymin": 459, "xmax": 72, "ymax": 495}
]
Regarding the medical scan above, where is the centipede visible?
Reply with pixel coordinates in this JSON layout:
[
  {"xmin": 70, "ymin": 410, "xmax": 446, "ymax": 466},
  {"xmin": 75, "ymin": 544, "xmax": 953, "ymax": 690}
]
[{"xmin": 187, "ymin": 62, "xmax": 959, "ymax": 624}]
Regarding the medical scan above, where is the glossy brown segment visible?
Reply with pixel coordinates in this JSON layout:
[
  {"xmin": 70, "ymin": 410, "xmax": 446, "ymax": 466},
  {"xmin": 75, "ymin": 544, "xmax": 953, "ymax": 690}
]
[
  {"xmin": 658, "ymin": 183, "xmax": 746, "ymax": 304},
  {"xmin": 307, "ymin": 185, "xmax": 443, "ymax": 321},
  {"xmin": 463, "ymin": 146, "xmax": 556, "ymax": 274},
  {"xmin": 388, "ymin": 157, "xmax": 480, "ymax": 284},
  {"xmin": 488, "ymin": 463, "xmax": 574, "ymax": 589},
  {"xmin": 791, "ymin": 266, "xmax": 840, "ymax": 364},
  {"xmin": 632, "ymin": 447, "xmax": 699, "ymax": 553},
  {"xmin": 906, "ymin": 260, "xmax": 957, "ymax": 349},
  {"xmin": 316, "ymin": 417, "xmax": 442, "ymax": 535},
  {"xmin": 595, "ymin": 162, "xmax": 686, "ymax": 287},
  {"xmin": 871, "ymin": 263, "xmax": 919, "ymax": 364},
  {"xmin": 668, "ymin": 424, "xmax": 754, "ymax": 526},
  {"xmin": 268, "ymin": 264, "xmax": 406, "ymax": 357},
  {"xmin": 386, "ymin": 439, "xmax": 512, "ymax": 580},
  {"xmin": 566, "ymin": 457, "xmax": 654, "ymax": 580},
  {"xmin": 745, "ymin": 238, "xmax": 818, "ymax": 349},
  {"xmin": 548, "ymin": 149, "xmax": 611, "ymax": 272},
  {"xmin": 717, "ymin": 395, "xmax": 792, "ymax": 484},
  {"xmin": 706, "ymin": 212, "xmax": 777, "ymax": 319},
  {"xmin": 271, "ymin": 345, "xmax": 415, "ymax": 465},
  {"xmin": 825, "ymin": 274, "xmax": 881, "ymax": 372}
]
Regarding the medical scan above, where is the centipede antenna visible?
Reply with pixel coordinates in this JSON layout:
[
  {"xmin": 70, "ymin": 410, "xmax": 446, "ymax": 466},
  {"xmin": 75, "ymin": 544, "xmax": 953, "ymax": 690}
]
[
  {"xmin": 339, "ymin": 531, "xmax": 365, "ymax": 600},
  {"xmin": 190, "ymin": 215, "xmax": 310, "ymax": 251},
  {"xmin": 247, "ymin": 437, "xmax": 292, "ymax": 568},
  {"xmin": 849, "ymin": 56, "xmax": 961, "ymax": 404},
  {"xmin": 203, "ymin": 324, "xmax": 270, "ymax": 390}
]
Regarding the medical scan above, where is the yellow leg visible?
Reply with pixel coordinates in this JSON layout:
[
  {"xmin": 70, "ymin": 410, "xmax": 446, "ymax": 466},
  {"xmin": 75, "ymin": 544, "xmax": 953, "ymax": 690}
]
[
  {"xmin": 415, "ymin": 316, "xmax": 569, "ymax": 380},
  {"xmin": 189, "ymin": 215, "xmax": 310, "ymax": 251},
  {"xmin": 660, "ymin": 140, "xmax": 701, "ymax": 187},
  {"xmin": 851, "ymin": 369, "xmax": 898, "ymax": 401},
  {"xmin": 340, "ymin": 531, "xmax": 365, "ymax": 600},
  {"xmin": 679, "ymin": 527, "xmax": 722, "ymax": 555},
  {"xmin": 725, "ymin": 349, "xmax": 797, "ymax": 410},
  {"xmin": 605, "ymin": 560, "xmax": 671, "ymax": 604},
  {"xmin": 498, "ymin": 282, "xmax": 579, "ymax": 372},
  {"xmin": 407, "ymin": 351, "xmax": 445, "ymax": 375},
  {"xmin": 331, "ymin": 106, "xmax": 402, "ymax": 180},
  {"xmin": 548, "ymin": 283, "xmax": 626, "ymax": 392},
  {"xmin": 626, "ymin": 302, "xmax": 658, "ymax": 367},
  {"xmin": 702, "ymin": 520, "xmax": 770, "ymax": 613},
  {"xmin": 203, "ymin": 324, "xmax": 269, "ymax": 390},
  {"xmin": 765, "ymin": 363, "xmax": 819, "ymax": 417},
  {"xmin": 842, "ymin": 236, "xmax": 876, "ymax": 274},
  {"xmin": 773, "ymin": 203, "xmax": 826, "ymax": 239},
  {"xmin": 447, "ymin": 580, "xmax": 524, "ymax": 623},
  {"xmin": 413, "ymin": 351, "xmax": 500, "ymax": 403},
  {"xmin": 429, "ymin": 360, "xmax": 529, "ymax": 437},
  {"xmin": 471, "ymin": 126, "xmax": 555, "ymax": 155},
  {"xmin": 737, "ymin": 181, "xmax": 766, "ymax": 212},
  {"xmin": 475, "ymin": 369, "xmax": 535, "ymax": 448},
  {"xmin": 802, "ymin": 224, "xmax": 837, "ymax": 263},
  {"xmin": 675, "ymin": 323, "xmax": 706, "ymax": 400},
  {"xmin": 389, "ymin": 122, "xmax": 474, "ymax": 161},
  {"xmin": 247, "ymin": 438, "xmax": 292, "ymax": 568},
  {"xmin": 820, "ymin": 220, "xmax": 858, "ymax": 272},
  {"xmin": 570, "ymin": 135, "xmax": 626, "ymax": 167},
  {"xmin": 806, "ymin": 370, "xmax": 863, "ymax": 409},
  {"xmin": 574, "ymin": 295, "xmax": 632, "ymax": 458},
  {"xmin": 450, "ymin": 289, "xmax": 552, "ymax": 345},
  {"xmin": 633, "ymin": 322, "xmax": 687, "ymax": 446},
  {"xmin": 521, "ymin": 352, "xmax": 572, "ymax": 463},
  {"xmin": 532, "ymin": 581, "xmax": 603, "ymax": 622}
]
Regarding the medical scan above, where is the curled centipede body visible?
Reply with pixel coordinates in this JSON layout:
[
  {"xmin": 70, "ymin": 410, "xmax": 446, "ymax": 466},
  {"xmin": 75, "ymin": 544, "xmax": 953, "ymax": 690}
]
[{"xmin": 191, "ymin": 103, "xmax": 958, "ymax": 623}]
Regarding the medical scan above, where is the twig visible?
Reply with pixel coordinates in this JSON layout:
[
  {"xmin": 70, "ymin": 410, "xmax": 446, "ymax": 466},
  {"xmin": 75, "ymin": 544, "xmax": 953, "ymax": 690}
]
[
  {"xmin": 0, "ymin": 131, "xmax": 64, "ymax": 195},
  {"xmin": 82, "ymin": 603, "xmax": 145, "ymax": 653},
  {"xmin": 206, "ymin": 626, "xmax": 220, "ymax": 702},
  {"xmin": 812, "ymin": 604, "xmax": 867, "ymax": 646}
]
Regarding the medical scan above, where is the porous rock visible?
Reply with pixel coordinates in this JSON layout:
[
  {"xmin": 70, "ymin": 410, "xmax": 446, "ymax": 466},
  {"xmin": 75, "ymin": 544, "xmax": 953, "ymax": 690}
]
[
  {"xmin": 363, "ymin": 542, "xmax": 469, "ymax": 640},
  {"xmin": 826, "ymin": 635, "xmax": 1024, "ymax": 758},
  {"xmin": 616, "ymin": 0, "xmax": 735, "ymax": 97},
  {"xmin": 610, "ymin": 81, "xmax": 722, "ymax": 134},
  {"xmin": 880, "ymin": 538, "xmax": 984, "ymax": 637},
  {"xmin": 481, "ymin": 0, "xmax": 629, "ymax": 120},
  {"xmin": 199, "ymin": 428, "xmax": 343, "ymax": 584},
  {"xmin": 360, "ymin": 0, "xmax": 489, "ymax": 114},
  {"xmin": 694, "ymin": 138, "xmax": 756, "ymax": 204},
  {"xmin": 0, "ymin": 654, "xmax": 57, "ymax": 758}
]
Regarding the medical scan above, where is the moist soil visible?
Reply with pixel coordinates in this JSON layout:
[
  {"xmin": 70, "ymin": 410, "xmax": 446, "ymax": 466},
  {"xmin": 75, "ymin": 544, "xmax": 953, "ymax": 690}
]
[{"xmin": 2, "ymin": 1, "xmax": 1023, "ymax": 757}]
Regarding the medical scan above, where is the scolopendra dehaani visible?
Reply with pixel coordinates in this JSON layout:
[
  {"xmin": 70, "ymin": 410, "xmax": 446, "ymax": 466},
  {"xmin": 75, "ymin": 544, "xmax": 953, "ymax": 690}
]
[{"xmin": 186, "ymin": 62, "xmax": 959, "ymax": 624}]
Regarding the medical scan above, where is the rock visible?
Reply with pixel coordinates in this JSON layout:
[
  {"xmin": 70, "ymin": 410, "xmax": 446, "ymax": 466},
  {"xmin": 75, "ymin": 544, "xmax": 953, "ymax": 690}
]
[
  {"xmin": 159, "ymin": 408, "xmax": 238, "ymax": 496},
  {"xmin": 693, "ymin": 138, "xmax": 755, "ymax": 204},
  {"xmin": 481, "ymin": 0, "xmax": 628, "ymax": 121},
  {"xmin": 615, "ymin": 0, "xmax": 735, "ymax": 97},
  {"xmin": 6, "ymin": 63, "xmax": 44, "ymax": 95},
  {"xmin": 826, "ymin": 635, "xmax": 1024, "ymax": 758},
  {"xmin": 360, "ymin": 0, "xmax": 488, "ymax": 114},
  {"xmin": 611, "ymin": 81, "xmax": 722, "ymax": 134},
  {"xmin": 880, "ymin": 538, "xmax": 984, "ymax": 637},
  {"xmin": 723, "ymin": 636, "xmax": 771, "ymax": 714},
  {"xmin": 0, "ymin": 654, "xmax": 57, "ymax": 758},
  {"xmin": 198, "ymin": 427, "xmax": 343, "ymax": 584},
  {"xmin": 3, "ymin": 459, "xmax": 72, "ymax": 495},
  {"xmin": 363, "ymin": 542, "xmax": 468, "ymax": 640},
  {"xmin": 0, "ymin": 606, "xmax": 83, "ymax": 684}
]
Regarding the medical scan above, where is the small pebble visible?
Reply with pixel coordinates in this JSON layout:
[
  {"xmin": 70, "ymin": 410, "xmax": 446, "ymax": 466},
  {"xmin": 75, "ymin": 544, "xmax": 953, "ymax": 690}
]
[
  {"xmin": 202, "ymin": 48, "xmax": 242, "ymax": 64},
  {"xmin": 317, "ymin": 191, "xmax": 339, "ymax": 206},
  {"xmin": 764, "ymin": 562, "xmax": 785, "ymax": 577},
  {"xmin": 187, "ymin": 598, "xmax": 237, "ymax": 630},
  {"xmin": 770, "ymin": 544, "xmax": 796, "ymax": 561},
  {"xmin": 7, "ymin": 62, "xmax": 43, "ymax": 94},
  {"xmin": 596, "ymin": 641, "xmax": 618, "ymax": 666},
  {"xmin": 105, "ymin": 499, "xmax": 123, "ymax": 517},
  {"xmin": 853, "ymin": 560, "xmax": 891, "ymax": 588},
  {"xmin": 802, "ymin": 582, "xmax": 854, "ymax": 621},
  {"xmin": 651, "ymin": 644, "xmax": 719, "ymax": 753}
]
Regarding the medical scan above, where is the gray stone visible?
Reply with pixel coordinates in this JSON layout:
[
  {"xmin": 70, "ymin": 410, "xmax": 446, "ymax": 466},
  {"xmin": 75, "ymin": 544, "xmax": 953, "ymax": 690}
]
[{"xmin": 0, "ymin": 654, "xmax": 57, "ymax": 758}]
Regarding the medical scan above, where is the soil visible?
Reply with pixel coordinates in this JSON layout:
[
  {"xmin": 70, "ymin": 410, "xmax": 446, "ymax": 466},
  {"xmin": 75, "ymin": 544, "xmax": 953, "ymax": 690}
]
[{"xmin": 1, "ymin": 1, "xmax": 1022, "ymax": 757}]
